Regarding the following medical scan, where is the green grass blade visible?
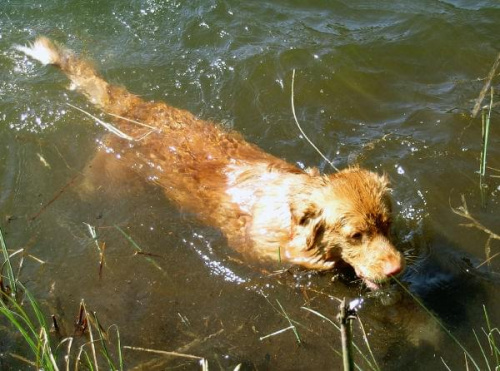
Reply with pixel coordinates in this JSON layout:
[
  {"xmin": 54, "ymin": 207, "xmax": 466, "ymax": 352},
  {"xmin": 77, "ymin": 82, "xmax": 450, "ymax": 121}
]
[
  {"xmin": 92, "ymin": 313, "xmax": 117, "ymax": 371},
  {"xmin": 473, "ymin": 329, "xmax": 491, "ymax": 371},
  {"xmin": 109, "ymin": 324, "xmax": 124, "ymax": 371},
  {"xmin": 0, "ymin": 306, "xmax": 39, "ymax": 354},
  {"xmin": 275, "ymin": 299, "xmax": 301, "ymax": 344},
  {"xmin": 0, "ymin": 227, "xmax": 17, "ymax": 295},
  {"xmin": 483, "ymin": 305, "xmax": 500, "ymax": 365},
  {"xmin": 82, "ymin": 350, "xmax": 95, "ymax": 371},
  {"xmin": 114, "ymin": 225, "xmax": 164, "ymax": 273}
]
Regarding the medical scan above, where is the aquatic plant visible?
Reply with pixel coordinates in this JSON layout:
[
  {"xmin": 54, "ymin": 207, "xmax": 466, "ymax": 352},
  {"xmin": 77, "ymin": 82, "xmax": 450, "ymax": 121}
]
[
  {"xmin": 1, "ymin": 227, "xmax": 59, "ymax": 369},
  {"xmin": 472, "ymin": 52, "xmax": 500, "ymax": 206},
  {"xmin": 479, "ymin": 88, "xmax": 493, "ymax": 206},
  {"xmin": 0, "ymin": 227, "xmax": 125, "ymax": 370},
  {"xmin": 0, "ymin": 227, "xmax": 215, "ymax": 370}
]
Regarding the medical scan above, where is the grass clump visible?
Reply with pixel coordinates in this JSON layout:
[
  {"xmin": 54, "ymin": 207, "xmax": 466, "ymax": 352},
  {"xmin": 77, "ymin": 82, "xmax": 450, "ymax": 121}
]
[
  {"xmin": 0, "ymin": 227, "xmax": 124, "ymax": 370},
  {"xmin": 1, "ymin": 226, "xmax": 212, "ymax": 370},
  {"xmin": 1, "ymin": 227, "xmax": 59, "ymax": 369}
]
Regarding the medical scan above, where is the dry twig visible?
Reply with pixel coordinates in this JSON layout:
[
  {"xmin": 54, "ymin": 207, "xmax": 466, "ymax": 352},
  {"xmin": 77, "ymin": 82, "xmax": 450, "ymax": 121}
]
[
  {"xmin": 451, "ymin": 195, "xmax": 500, "ymax": 266},
  {"xmin": 472, "ymin": 52, "xmax": 500, "ymax": 118}
]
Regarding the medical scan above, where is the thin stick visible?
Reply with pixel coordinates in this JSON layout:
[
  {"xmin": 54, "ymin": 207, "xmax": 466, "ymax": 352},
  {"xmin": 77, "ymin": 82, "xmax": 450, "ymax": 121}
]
[
  {"xmin": 67, "ymin": 103, "xmax": 154, "ymax": 142},
  {"xmin": 67, "ymin": 103, "xmax": 134, "ymax": 141},
  {"xmin": 62, "ymin": 337, "xmax": 74, "ymax": 371},
  {"xmin": 291, "ymin": 70, "xmax": 338, "ymax": 171},
  {"xmin": 98, "ymin": 242, "xmax": 105, "ymax": 280},
  {"xmin": 26, "ymin": 254, "xmax": 46, "ymax": 265},
  {"xmin": 30, "ymin": 172, "xmax": 80, "ymax": 221},
  {"xmin": 123, "ymin": 345, "xmax": 204, "ymax": 360},
  {"xmin": 83, "ymin": 302, "xmax": 99, "ymax": 371},
  {"xmin": 9, "ymin": 353, "xmax": 37, "ymax": 366},
  {"xmin": 452, "ymin": 195, "xmax": 500, "ymax": 242},
  {"xmin": 105, "ymin": 112, "xmax": 159, "ymax": 131},
  {"xmin": 259, "ymin": 325, "xmax": 296, "ymax": 341},
  {"xmin": 476, "ymin": 251, "xmax": 500, "ymax": 269}
]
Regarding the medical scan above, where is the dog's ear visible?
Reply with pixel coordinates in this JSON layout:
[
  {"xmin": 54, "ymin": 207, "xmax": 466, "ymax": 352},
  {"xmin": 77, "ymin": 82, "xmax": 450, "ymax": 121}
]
[
  {"xmin": 292, "ymin": 202, "xmax": 320, "ymax": 226},
  {"xmin": 290, "ymin": 201, "xmax": 325, "ymax": 251},
  {"xmin": 370, "ymin": 172, "xmax": 392, "ymax": 212}
]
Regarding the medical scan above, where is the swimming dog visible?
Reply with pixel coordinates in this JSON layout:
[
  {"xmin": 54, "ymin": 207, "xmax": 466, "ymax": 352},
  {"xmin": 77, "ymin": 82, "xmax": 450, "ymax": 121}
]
[{"xmin": 15, "ymin": 37, "xmax": 405, "ymax": 289}]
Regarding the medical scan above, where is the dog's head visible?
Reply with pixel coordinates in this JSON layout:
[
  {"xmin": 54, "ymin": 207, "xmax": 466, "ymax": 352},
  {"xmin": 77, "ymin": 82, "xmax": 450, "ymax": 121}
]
[{"xmin": 290, "ymin": 168, "xmax": 405, "ymax": 289}]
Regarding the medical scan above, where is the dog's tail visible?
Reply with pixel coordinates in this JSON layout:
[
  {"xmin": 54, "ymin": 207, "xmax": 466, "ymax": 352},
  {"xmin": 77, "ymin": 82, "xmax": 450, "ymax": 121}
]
[{"xmin": 14, "ymin": 37, "xmax": 137, "ymax": 116}]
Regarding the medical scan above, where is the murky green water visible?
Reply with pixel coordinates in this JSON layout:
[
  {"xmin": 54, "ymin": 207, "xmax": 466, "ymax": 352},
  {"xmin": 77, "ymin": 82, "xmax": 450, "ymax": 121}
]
[{"xmin": 1, "ymin": 0, "xmax": 500, "ymax": 369}]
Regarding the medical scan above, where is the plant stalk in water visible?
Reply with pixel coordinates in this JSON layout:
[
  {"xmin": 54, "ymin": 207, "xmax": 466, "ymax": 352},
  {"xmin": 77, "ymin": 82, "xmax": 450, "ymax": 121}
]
[
  {"xmin": 479, "ymin": 87, "xmax": 493, "ymax": 206},
  {"xmin": 338, "ymin": 298, "xmax": 355, "ymax": 371}
]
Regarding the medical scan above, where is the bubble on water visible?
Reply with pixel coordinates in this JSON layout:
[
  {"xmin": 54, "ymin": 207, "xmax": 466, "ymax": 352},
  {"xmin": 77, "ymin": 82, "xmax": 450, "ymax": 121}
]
[
  {"xmin": 395, "ymin": 165, "xmax": 405, "ymax": 175},
  {"xmin": 417, "ymin": 189, "xmax": 427, "ymax": 205},
  {"xmin": 189, "ymin": 233, "xmax": 246, "ymax": 284}
]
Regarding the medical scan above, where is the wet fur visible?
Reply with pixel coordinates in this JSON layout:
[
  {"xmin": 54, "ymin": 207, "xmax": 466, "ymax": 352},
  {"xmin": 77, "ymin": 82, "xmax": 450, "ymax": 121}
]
[{"xmin": 16, "ymin": 37, "xmax": 405, "ymax": 287}]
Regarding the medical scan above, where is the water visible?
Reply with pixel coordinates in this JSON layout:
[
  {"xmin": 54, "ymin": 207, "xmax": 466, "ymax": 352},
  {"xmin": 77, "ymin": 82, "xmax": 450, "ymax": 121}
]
[{"xmin": 1, "ymin": 0, "xmax": 500, "ymax": 369}]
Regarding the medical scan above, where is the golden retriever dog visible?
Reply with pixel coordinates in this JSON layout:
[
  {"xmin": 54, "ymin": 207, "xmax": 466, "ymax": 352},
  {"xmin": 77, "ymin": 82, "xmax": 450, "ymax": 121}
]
[{"xmin": 15, "ymin": 37, "xmax": 405, "ymax": 289}]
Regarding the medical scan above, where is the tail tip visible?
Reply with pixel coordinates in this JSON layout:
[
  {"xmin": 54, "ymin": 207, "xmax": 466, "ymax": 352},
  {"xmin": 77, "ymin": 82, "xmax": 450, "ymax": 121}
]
[{"xmin": 14, "ymin": 37, "xmax": 59, "ymax": 65}]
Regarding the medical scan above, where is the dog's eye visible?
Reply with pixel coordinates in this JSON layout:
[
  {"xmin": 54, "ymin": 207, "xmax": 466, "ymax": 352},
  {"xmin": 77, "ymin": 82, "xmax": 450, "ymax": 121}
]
[{"xmin": 350, "ymin": 232, "xmax": 363, "ymax": 241}]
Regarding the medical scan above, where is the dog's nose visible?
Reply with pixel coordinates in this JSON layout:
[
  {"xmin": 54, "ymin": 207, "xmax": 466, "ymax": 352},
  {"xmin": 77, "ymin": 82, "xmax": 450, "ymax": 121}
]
[{"xmin": 383, "ymin": 260, "xmax": 403, "ymax": 277}]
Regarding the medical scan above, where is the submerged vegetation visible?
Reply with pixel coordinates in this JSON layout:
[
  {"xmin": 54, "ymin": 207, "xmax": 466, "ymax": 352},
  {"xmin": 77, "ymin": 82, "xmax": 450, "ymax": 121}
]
[
  {"xmin": 0, "ymin": 227, "xmax": 123, "ymax": 370},
  {"xmin": 472, "ymin": 52, "xmax": 500, "ymax": 207},
  {"xmin": 0, "ymin": 227, "xmax": 213, "ymax": 370}
]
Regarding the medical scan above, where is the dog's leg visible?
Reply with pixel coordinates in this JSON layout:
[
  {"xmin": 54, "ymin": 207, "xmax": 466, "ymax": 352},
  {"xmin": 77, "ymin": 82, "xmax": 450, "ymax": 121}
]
[{"xmin": 77, "ymin": 148, "xmax": 145, "ymax": 199}]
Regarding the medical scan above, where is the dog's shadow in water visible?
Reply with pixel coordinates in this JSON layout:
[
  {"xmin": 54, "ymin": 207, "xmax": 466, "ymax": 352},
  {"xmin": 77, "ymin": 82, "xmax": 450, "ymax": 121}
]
[
  {"xmin": 361, "ymin": 228, "xmax": 500, "ymax": 369},
  {"xmin": 402, "ymin": 229, "xmax": 498, "ymax": 327}
]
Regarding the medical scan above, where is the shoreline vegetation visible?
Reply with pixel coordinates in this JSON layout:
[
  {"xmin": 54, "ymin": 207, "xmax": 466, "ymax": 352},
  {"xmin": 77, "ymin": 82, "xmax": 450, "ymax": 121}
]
[{"xmin": 0, "ymin": 226, "xmax": 213, "ymax": 370}]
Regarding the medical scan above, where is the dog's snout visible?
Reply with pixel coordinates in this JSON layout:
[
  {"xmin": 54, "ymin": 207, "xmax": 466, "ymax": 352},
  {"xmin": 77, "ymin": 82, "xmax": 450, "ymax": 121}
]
[{"xmin": 383, "ymin": 258, "xmax": 403, "ymax": 277}]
